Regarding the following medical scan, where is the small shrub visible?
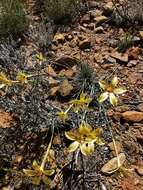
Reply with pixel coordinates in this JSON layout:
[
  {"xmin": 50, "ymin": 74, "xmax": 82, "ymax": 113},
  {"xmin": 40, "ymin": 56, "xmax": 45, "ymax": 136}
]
[
  {"xmin": 112, "ymin": 0, "xmax": 143, "ymax": 25},
  {"xmin": 116, "ymin": 33, "xmax": 133, "ymax": 52},
  {"xmin": 0, "ymin": 0, "xmax": 29, "ymax": 39},
  {"xmin": 44, "ymin": 0, "xmax": 80, "ymax": 24}
]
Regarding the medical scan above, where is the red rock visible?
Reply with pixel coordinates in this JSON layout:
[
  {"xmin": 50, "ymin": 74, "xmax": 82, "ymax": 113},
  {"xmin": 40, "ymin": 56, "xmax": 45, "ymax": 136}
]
[{"xmin": 122, "ymin": 111, "xmax": 143, "ymax": 122}]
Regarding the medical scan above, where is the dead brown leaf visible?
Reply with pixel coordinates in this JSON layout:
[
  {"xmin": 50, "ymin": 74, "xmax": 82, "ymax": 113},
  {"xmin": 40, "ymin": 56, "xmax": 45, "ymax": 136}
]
[
  {"xmin": 45, "ymin": 65, "xmax": 57, "ymax": 77},
  {"xmin": 50, "ymin": 86, "xmax": 59, "ymax": 96},
  {"xmin": 48, "ymin": 77, "xmax": 59, "ymax": 87},
  {"xmin": 58, "ymin": 79, "xmax": 73, "ymax": 97},
  {"xmin": 0, "ymin": 109, "xmax": 15, "ymax": 128},
  {"xmin": 59, "ymin": 65, "xmax": 77, "ymax": 78}
]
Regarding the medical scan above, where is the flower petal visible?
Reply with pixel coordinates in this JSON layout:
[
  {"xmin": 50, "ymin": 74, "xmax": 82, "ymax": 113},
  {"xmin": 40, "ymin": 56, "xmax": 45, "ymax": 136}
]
[
  {"xmin": 98, "ymin": 92, "xmax": 109, "ymax": 103},
  {"xmin": 23, "ymin": 169, "xmax": 38, "ymax": 177},
  {"xmin": 95, "ymin": 137, "xmax": 105, "ymax": 145},
  {"xmin": 42, "ymin": 169, "xmax": 55, "ymax": 176},
  {"xmin": 65, "ymin": 131, "xmax": 76, "ymax": 141},
  {"xmin": 111, "ymin": 76, "xmax": 118, "ymax": 87},
  {"xmin": 78, "ymin": 122, "xmax": 92, "ymax": 135},
  {"xmin": 0, "ymin": 84, "xmax": 5, "ymax": 89},
  {"xmin": 32, "ymin": 160, "xmax": 41, "ymax": 172},
  {"xmin": 68, "ymin": 141, "xmax": 79, "ymax": 153},
  {"xmin": 42, "ymin": 175, "xmax": 52, "ymax": 185},
  {"xmin": 32, "ymin": 176, "xmax": 41, "ymax": 185},
  {"xmin": 109, "ymin": 93, "xmax": 118, "ymax": 106},
  {"xmin": 80, "ymin": 142, "xmax": 94, "ymax": 156},
  {"xmin": 113, "ymin": 88, "xmax": 127, "ymax": 95},
  {"xmin": 99, "ymin": 80, "xmax": 106, "ymax": 90}
]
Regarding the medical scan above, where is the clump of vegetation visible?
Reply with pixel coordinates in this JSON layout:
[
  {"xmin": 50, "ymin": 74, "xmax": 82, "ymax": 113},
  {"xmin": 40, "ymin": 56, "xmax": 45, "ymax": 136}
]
[
  {"xmin": 112, "ymin": 0, "xmax": 143, "ymax": 25},
  {"xmin": 0, "ymin": 0, "xmax": 29, "ymax": 39},
  {"xmin": 44, "ymin": 0, "xmax": 80, "ymax": 23},
  {"xmin": 116, "ymin": 33, "xmax": 133, "ymax": 52}
]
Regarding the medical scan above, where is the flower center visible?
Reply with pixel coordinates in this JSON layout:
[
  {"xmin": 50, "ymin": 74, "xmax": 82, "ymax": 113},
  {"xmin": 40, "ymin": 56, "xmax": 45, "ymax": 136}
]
[{"xmin": 106, "ymin": 85, "xmax": 113, "ymax": 93}]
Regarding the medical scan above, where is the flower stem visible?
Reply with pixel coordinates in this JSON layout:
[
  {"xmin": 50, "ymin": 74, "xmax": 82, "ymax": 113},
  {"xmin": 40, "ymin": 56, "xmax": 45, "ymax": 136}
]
[{"xmin": 40, "ymin": 124, "xmax": 55, "ymax": 171}]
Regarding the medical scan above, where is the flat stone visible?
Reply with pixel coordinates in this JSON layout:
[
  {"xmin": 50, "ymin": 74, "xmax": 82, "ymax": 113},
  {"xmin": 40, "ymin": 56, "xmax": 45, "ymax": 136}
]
[
  {"xmin": 122, "ymin": 111, "xmax": 143, "ymax": 122},
  {"xmin": 94, "ymin": 26, "xmax": 104, "ymax": 33},
  {"xmin": 79, "ymin": 39, "xmax": 91, "ymax": 50},
  {"xmin": 94, "ymin": 16, "xmax": 108, "ymax": 26},
  {"xmin": 56, "ymin": 56, "xmax": 78, "ymax": 67},
  {"xmin": 111, "ymin": 52, "xmax": 128, "ymax": 63}
]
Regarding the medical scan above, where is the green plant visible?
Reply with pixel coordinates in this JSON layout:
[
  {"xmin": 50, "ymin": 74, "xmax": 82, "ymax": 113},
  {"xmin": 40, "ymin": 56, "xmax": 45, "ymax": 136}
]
[
  {"xmin": 116, "ymin": 33, "xmax": 133, "ymax": 52},
  {"xmin": 0, "ymin": 0, "xmax": 29, "ymax": 39},
  {"xmin": 44, "ymin": 0, "xmax": 80, "ymax": 23}
]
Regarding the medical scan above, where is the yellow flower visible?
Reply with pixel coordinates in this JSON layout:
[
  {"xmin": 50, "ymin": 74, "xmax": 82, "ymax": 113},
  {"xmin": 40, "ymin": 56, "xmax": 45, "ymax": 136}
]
[
  {"xmin": 65, "ymin": 122, "xmax": 104, "ymax": 156},
  {"xmin": 16, "ymin": 71, "xmax": 31, "ymax": 84},
  {"xmin": 57, "ymin": 111, "xmax": 69, "ymax": 122},
  {"xmin": 0, "ymin": 72, "xmax": 13, "ymax": 89},
  {"xmin": 98, "ymin": 76, "xmax": 126, "ymax": 106},
  {"xmin": 70, "ymin": 92, "xmax": 92, "ymax": 112},
  {"xmin": 23, "ymin": 160, "xmax": 55, "ymax": 186},
  {"xmin": 36, "ymin": 52, "xmax": 46, "ymax": 62}
]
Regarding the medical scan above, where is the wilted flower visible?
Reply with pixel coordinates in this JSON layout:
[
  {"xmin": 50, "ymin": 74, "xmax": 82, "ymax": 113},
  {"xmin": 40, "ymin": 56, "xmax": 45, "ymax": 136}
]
[
  {"xmin": 0, "ymin": 72, "xmax": 13, "ymax": 89},
  {"xmin": 23, "ymin": 160, "xmax": 55, "ymax": 186},
  {"xmin": 65, "ymin": 122, "xmax": 104, "ymax": 156},
  {"xmin": 98, "ymin": 76, "xmax": 126, "ymax": 106},
  {"xmin": 70, "ymin": 92, "xmax": 92, "ymax": 112},
  {"xmin": 16, "ymin": 71, "xmax": 31, "ymax": 84}
]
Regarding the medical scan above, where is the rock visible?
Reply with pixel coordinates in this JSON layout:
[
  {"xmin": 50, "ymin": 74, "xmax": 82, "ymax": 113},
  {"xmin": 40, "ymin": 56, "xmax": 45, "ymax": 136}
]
[
  {"xmin": 127, "ymin": 60, "xmax": 137, "ymax": 67},
  {"xmin": 79, "ymin": 26, "xmax": 86, "ymax": 32},
  {"xmin": 111, "ymin": 52, "xmax": 128, "ymax": 63},
  {"xmin": 136, "ymin": 165, "xmax": 143, "ymax": 176},
  {"xmin": 127, "ymin": 47, "xmax": 141, "ymax": 60},
  {"xmin": 103, "ymin": 2, "xmax": 113, "ymax": 16},
  {"xmin": 94, "ymin": 16, "xmax": 108, "ymax": 26},
  {"xmin": 101, "ymin": 153, "xmax": 126, "ymax": 174},
  {"xmin": 65, "ymin": 34, "xmax": 73, "ymax": 41},
  {"xmin": 69, "ymin": 39, "xmax": 77, "ymax": 48},
  {"xmin": 139, "ymin": 31, "xmax": 143, "ymax": 39},
  {"xmin": 137, "ymin": 103, "xmax": 143, "ymax": 112},
  {"xmin": 88, "ymin": 1, "xmax": 98, "ymax": 9},
  {"xmin": 112, "ymin": 112, "xmax": 122, "ymax": 121},
  {"xmin": 106, "ymin": 56, "xmax": 116, "ymax": 64},
  {"xmin": 88, "ymin": 23, "xmax": 95, "ymax": 30},
  {"xmin": 108, "ymin": 141, "xmax": 122, "ymax": 154},
  {"xmin": 122, "ymin": 111, "xmax": 143, "ymax": 122},
  {"xmin": 79, "ymin": 39, "xmax": 91, "ymax": 50},
  {"xmin": 53, "ymin": 33, "xmax": 65, "ymax": 44},
  {"xmin": 90, "ymin": 10, "xmax": 102, "ymax": 19},
  {"xmin": 80, "ymin": 14, "xmax": 90, "ymax": 24},
  {"xmin": 56, "ymin": 56, "xmax": 78, "ymax": 67},
  {"xmin": 94, "ymin": 26, "xmax": 104, "ymax": 33}
]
